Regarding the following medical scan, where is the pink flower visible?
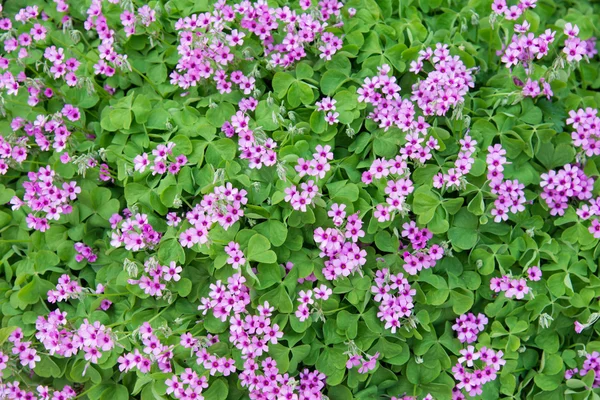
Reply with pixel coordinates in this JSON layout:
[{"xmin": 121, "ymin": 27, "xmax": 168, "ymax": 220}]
[
  {"xmin": 358, "ymin": 352, "xmax": 379, "ymax": 374},
  {"xmin": 527, "ymin": 266, "xmax": 542, "ymax": 281}
]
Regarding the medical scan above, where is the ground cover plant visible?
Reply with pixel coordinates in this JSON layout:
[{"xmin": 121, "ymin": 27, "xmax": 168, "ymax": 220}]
[{"xmin": 1, "ymin": 0, "xmax": 600, "ymax": 398}]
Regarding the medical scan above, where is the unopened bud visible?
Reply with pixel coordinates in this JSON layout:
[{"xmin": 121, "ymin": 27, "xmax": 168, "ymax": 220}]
[{"xmin": 538, "ymin": 313, "xmax": 554, "ymax": 329}]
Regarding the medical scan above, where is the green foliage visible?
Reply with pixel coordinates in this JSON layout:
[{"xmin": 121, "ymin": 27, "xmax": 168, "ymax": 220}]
[{"xmin": 2, "ymin": 0, "xmax": 600, "ymax": 399}]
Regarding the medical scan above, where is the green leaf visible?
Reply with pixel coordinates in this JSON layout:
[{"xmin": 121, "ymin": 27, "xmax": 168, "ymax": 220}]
[
  {"xmin": 259, "ymin": 286, "xmax": 293, "ymax": 313},
  {"xmin": 109, "ymin": 108, "xmax": 132, "ymax": 130},
  {"xmin": 0, "ymin": 327, "xmax": 18, "ymax": 345},
  {"xmin": 321, "ymin": 70, "xmax": 348, "ymax": 96},
  {"xmin": 158, "ymin": 239, "xmax": 185, "ymax": 264},
  {"xmin": 18, "ymin": 278, "xmax": 41, "ymax": 305},
  {"xmin": 206, "ymin": 102, "xmax": 236, "ymax": 128},
  {"xmin": 254, "ymin": 220, "xmax": 288, "ymax": 247},
  {"xmin": 0, "ymin": 184, "xmax": 15, "ymax": 204},
  {"xmin": 132, "ymin": 94, "xmax": 152, "ymax": 124},
  {"xmin": 35, "ymin": 250, "xmax": 61, "ymax": 273},
  {"xmin": 270, "ymin": 344, "xmax": 290, "ymax": 372},
  {"xmin": 207, "ymin": 138, "xmax": 237, "ymax": 163},
  {"xmin": 327, "ymin": 181, "xmax": 359, "ymax": 203},
  {"xmin": 384, "ymin": 43, "xmax": 408, "ymax": 72},
  {"xmin": 247, "ymin": 234, "xmax": 277, "ymax": 263},
  {"xmin": 125, "ymin": 182, "xmax": 149, "ymax": 204},
  {"xmin": 450, "ymin": 290, "xmax": 474, "ymax": 314},
  {"xmin": 296, "ymin": 62, "xmax": 314, "ymax": 80},
  {"xmin": 35, "ymin": 356, "xmax": 62, "ymax": 378},
  {"xmin": 273, "ymin": 72, "xmax": 296, "ymax": 98},
  {"xmin": 255, "ymin": 101, "xmax": 280, "ymax": 131},
  {"xmin": 448, "ymin": 227, "xmax": 478, "ymax": 250},
  {"xmin": 467, "ymin": 192, "xmax": 485, "ymax": 216},
  {"xmin": 406, "ymin": 357, "xmax": 441, "ymax": 384},
  {"xmin": 171, "ymin": 135, "xmax": 193, "ymax": 155},
  {"xmin": 374, "ymin": 231, "xmax": 399, "ymax": 252},
  {"xmin": 173, "ymin": 278, "xmax": 192, "ymax": 297},
  {"xmin": 412, "ymin": 186, "xmax": 440, "ymax": 224},
  {"xmin": 204, "ymin": 378, "xmax": 228, "ymax": 400},
  {"xmin": 100, "ymin": 384, "xmax": 130, "ymax": 400}
]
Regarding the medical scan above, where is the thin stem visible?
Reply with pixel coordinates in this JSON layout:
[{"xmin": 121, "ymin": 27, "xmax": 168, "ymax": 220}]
[{"xmin": 74, "ymin": 384, "xmax": 100, "ymax": 399}]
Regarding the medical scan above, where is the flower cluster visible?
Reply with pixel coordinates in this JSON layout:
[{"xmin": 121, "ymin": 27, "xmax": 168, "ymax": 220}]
[
  {"xmin": 490, "ymin": 266, "xmax": 541, "ymax": 299},
  {"xmin": 434, "ymin": 135, "xmax": 477, "ymax": 190},
  {"xmin": 452, "ymin": 346, "xmax": 506, "ymax": 398},
  {"xmin": 400, "ymin": 221, "xmax": 433, "ymax": 250},
  {"xmin": 345, "ymin": 350, "xmax": 380, "ymax": 374},
  {"xmin": 0, "ymin": 382, "xmax": 75, "ymax": 400},
  {"xmin": 227, "ymin": 303, "xmax": 283, "ymax": 361},
  {"xmin": 410, "ymin": 44, "xmax": 476, "ymax": 116},
  {"xmin": 314, "ymin": 209, "xmax": 367, "ymax": 280},
  {"xmin": 0, "ymin": 6, "xmax": 52, "ymax": 98},
  {"xmin": 170, "ymin": 0, "xmax": 345, "ymax": 90},
  {"xmin": 198, "ymin": 273, "xmax": 251, "ymax": 321},
  {"xmin": 295, "ymin": 145, "xmax": 334, "ymax": 180},
  {"xmin": 283, "ymin": 145, "xmax": 333, "ymax": 211},
  {"xmin": 295, "ymin": 284, "xmax": 332, "ymax": 322},
  {"xmin": 127, "ymin": 257, "xmax": 182, "ymax": 298},
  {"xmin": 197, "ymin": 349, "xmax": 236, "ymax": 377},
  {"xmin": 316, "ymin": 96, "xmax": 339, "ymax": 125},
  {"xmin": 499, "ymin": 27, "xmax": 555, "ymax": 69},
  {"xmin": 486, "ymin": 144, "xmax": 527, "ymax": 222},
  {"xmin": 497, "ymin": 7, "xmax": 596, "ymax": 98},
  {"xmin": 85, "ymin": 0, "xmax": 130, "ymax": 77},
  {"xmin": 362, "ymin": 156, "xmax": 413, "ymax": 221},
  {"xmin": 47, "ymin": 274, "xmax": 83, "ymax": 303},
  {"xmin": 133, "ymin": 142, "xmax": 188, "ymax": 176},
  {"xmin": 452, "ymin": 346, "xmax": 506, "ymax": 399},
  {"xmin": 198, "ymin": 271, "xmax": 326, "ymax": 399},
  {"xmin": 74, "ymin": 242, "xmax": 97, "ymax": 263},
  {"xmin": 43, "ymin": 45, "xmax": 83, "ymax": 88},
  {"xmin": 520, "ymin": 77, "xmax": 553, "ymax": 100},
  {"xmin": 491, "ymin": 0, "xmax": 539, "ymax": 21},
  {"xmin": 9, "ymin": 167, "xmax": 80, "ymax": 231},
  {"xmin": 452, "ymin": 313, "xmax": 489, "ymax": 344},
  {"xmin": 371, "ymin": 268, "xmax": 416, "ymax": 333},
  {"xmin": 578, "ymin": 351, "xmax": 600, "ymax": 388},
  {"xmin": 562, "ymin": 23, "xmax": 596, "ymax": 63},
  {"xmin": 567, "ymin": 107, "xmax": 600, "ymax": 156},
  {"xmin": 0, "ymin": 107, "xmax": 79, "ymax": 174},
  {"xmin": 224, "ymin": 241, "xmax": 246, "ymax": 269},
  {"xmin": 165, "ymin": 369, "xmax": 209, "ymax": 399},
  {"xmin": 120, "ymin": 5, "xmax": 157, "ymax": 37},
  {"xmin": 6, "ymin": 328, "xmax": 40, "ymax": 370},
  {"xmin": 34, "ymin": 313, "xmax": 115, "ymax": 365},
  {"xmin": 222, "ymin": 109, "xmax": 278, "ymax": 170},
  {"xmin": 540, "ymin": 163, "xmax": 593, "ymax": 216},
  {"xmin": 179, "ymin": 183, "xmax": 247, "ymax": 248},
  {"xmin": 118, "ymin": 322, "xmax": 173, "ymax": 374},
  {"xmin": 400, "ymin": 222, "xmax": 445, "ymax": 275},
  {"xmin": 242, "ymin": 361, "xmax": 327, "ymax": 400},
  {"xmin": 109, "ymin": 211, "xmax": 162, "ymax": 251},
  {"xmin": 358, "ymin": 64, "xmax": 417, "ymax": 131},
  {"xmin": 230, "ymin": 303, "xmax": 324, "ymax": 400}
]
